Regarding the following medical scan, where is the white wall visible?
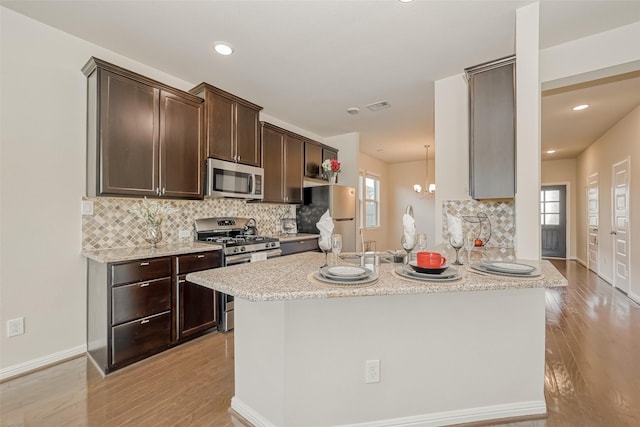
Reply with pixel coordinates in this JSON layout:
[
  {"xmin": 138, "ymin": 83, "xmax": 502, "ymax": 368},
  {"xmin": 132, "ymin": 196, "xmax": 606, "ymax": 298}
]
[
  {"xmin": 576, "ymin": 106, "xmax": 640, "ymax": 301},
  {"xmin": 388, "ymin": 160, "xmax": 436, "ymax": 250},
  {"xmin": 434, "ymin": 73, "xmax": 470, "ymax": 244},
  {"xmin": 541, "ymin": 159, "xmax": 578, "ymax": 259}
]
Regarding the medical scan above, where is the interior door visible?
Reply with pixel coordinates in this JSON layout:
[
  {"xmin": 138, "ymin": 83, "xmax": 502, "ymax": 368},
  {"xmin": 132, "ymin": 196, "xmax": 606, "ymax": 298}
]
[
  {"xmin": 587, "ymin": 173, "xmax": 599, "ymax": 273},
  {"xmin": 612, "ymin": 158, "xmax": 631, "ymax": 293},
  {"xmin": 541, "ymin": 185, "xmax": 567, "ymax": 258}
]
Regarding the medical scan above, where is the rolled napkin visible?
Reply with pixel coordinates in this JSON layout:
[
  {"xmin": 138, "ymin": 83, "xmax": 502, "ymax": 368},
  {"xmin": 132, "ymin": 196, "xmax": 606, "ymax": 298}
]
[
  {"xmin": 316, "ymin": 209, "xmax": 334, "ymax": 249},
  {"xmin": 447, "ymin": 213, "xmax": 463, "ymax": 246},
  {"xmin": 402, "ymin": 213, "xmax": 416, "ymax": 249}
]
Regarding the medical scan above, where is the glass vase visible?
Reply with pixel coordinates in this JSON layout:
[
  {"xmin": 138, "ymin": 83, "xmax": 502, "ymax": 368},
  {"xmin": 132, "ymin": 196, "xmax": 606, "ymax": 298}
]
[
  {"xmin": 327, "ymin": 171, "xmax": 338, "ymax": 184},
  {"xmin": 144, "ymin": 220, "xmax": 163, "ymax": 247}
]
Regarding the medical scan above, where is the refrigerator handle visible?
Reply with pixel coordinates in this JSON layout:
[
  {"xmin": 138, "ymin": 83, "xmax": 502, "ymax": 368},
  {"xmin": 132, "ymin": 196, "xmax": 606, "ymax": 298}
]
[{"xmin": 334, "ymin": 218, "xmax": 355, "ymax": 221}]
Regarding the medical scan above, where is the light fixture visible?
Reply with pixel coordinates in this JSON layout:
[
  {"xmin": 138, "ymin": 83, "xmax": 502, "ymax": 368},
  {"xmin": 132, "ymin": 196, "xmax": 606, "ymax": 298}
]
[
  {"xmin": 546, "ymin": 150, "xmax": 556, "ymax": 154},
  {"xmin": 213, "ymin": 42, "xmax": 234, "ymax": 56},
  {"xmin": 346, "ymin": 107, "xmax": 360, "ymax": 115},
  {"xmin": 413, "ymin": 145, "xmax": 435, "ymax": 198},
  {"xmin": 572, "ymin": 104, "xmax": 589, "ymax": 111}
]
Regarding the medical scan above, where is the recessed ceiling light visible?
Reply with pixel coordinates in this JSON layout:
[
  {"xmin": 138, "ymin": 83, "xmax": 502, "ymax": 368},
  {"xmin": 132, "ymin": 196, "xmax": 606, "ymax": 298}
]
[
  {"xmin": 398, "ymin": 0, "xmax": 414, "ymax": 2},
  {"xmin": 213, "ymin": 42, "xmax": 234, "ymax": 56},
  {"xmin": 572, "ymin": 104, "xmax": 589, "ymax": 111},
  {"xmin": 346, "ymin": 107, "xmax": 360, "ymax": 115},
  {"xmin": 546, "ymin": 150, "xmax": 556, "ymax": 154}
]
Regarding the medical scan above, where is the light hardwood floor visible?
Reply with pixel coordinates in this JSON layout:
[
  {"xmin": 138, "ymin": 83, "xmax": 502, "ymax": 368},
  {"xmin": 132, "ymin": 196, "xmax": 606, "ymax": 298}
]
[{"xmin": 2, "ymin": 260, "xmax": 639, "ymax": 427}]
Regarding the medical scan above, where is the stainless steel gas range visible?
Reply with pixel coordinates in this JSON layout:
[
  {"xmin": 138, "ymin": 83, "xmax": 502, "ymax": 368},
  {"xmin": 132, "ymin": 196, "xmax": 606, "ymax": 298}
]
[{"xmin": 194, "ymin": 217, "xmax": 281, "ymax": 331}]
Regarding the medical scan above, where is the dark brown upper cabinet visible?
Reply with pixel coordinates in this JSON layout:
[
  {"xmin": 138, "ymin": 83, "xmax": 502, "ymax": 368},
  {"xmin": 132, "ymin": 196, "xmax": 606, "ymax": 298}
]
[
  {"xmin": 189, "ymin": 83, "xmax": 263, "ymax": 167},
  {"xmin": 304, "ymin": 139, "xmax": 339, "ymax": 181},
  {"xmin": 465, "ymin": 55, "xmax": 516, "ymax": 200},
  {"xmin": 83, "ymin": 57, "xmax": 204, "ymax": 199},
  {"xmin": 261, "ymin": 122, "xmax": 304, "ymax": 204}
]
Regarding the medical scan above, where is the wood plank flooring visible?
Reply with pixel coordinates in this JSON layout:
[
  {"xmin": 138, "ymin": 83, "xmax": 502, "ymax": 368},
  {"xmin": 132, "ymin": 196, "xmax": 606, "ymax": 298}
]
[{"xmin": 2, "ymin": 260, "xmax": 639, "ymax": 427}]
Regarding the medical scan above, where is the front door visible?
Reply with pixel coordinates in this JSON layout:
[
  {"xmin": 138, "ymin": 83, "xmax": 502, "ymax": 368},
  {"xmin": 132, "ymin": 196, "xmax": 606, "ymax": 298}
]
[
  {"xmin": 541, "ymin": 185, "xmax": 567, "ymax": 258},
  {"xmin": 587, "ymin": 173, "xmax": 599, "ymax": 273},
  {"xmin": 612, "ymin": 158, "xmax": 631, "ymax": 293}
]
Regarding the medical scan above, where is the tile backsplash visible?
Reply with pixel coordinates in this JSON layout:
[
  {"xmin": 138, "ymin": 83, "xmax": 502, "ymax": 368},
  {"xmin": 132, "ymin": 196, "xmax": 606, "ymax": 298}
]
[
  {"xmin": 82, "ymin": 197, "xmax": 294, "ymax": 251},
  {"xmin": 442, "ymin": 199, "xmax": 515, "ymax": 248}
]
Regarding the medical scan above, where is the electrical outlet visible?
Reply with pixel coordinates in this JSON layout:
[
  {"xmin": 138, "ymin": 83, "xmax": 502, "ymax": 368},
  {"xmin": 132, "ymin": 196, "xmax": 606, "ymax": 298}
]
[
  {"xmin": 7, "ymin": 317, "xmax": 24, "ymax": 337},
  {"xmin": 365, "ymin": 359, "xmax": 380, "ymax": 383},
  {"xmin": 81, "ymin": 200, "xmax": 94, "ymax": 216},
  {"xmin": 179, "ymin": 229, "xmax": 191, "ymax": 239}
]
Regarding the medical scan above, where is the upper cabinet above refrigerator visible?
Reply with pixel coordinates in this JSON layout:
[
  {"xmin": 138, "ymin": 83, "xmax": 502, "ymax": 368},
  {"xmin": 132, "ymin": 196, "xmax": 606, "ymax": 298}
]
[{"xmin": 465, "ymin": 55, "xmax": 516, "ymax": 200}]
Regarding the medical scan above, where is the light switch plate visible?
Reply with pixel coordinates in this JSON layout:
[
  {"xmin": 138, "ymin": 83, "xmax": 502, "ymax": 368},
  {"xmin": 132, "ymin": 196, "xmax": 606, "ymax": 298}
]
[{"xmin": 81, "ymin": 200, "xmax": 94, "ymax": 216}]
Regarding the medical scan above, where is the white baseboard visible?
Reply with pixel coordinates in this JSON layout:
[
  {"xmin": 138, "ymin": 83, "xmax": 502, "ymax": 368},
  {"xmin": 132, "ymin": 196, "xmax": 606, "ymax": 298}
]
[
  {"xmin": 0, "ymin": 344, "xmax": 86, "ymax": 382},
  {"xmin": 575, "ymin": 257, "xmax": 587, "ymax": 267},
  {"xmin": 628, "ymin": 291, "xmax": 640, "ymax": 305},
  {"xmin": 231, "ymin": 397, "xmax": 546, "ymax": 427}
]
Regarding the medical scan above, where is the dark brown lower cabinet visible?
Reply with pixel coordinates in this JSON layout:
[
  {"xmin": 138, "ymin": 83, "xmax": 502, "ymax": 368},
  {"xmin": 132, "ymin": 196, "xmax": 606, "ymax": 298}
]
[
  {"xmin": 177, "ymin": 276, "xmax": 217, "ymax": 340},
  {"xmin": 87, "ymin": 250, "xmax": 221, "ymax": 375},
  {"xmin": 281, "ymin": 238, "xmax": 320, "ymax": 256}
]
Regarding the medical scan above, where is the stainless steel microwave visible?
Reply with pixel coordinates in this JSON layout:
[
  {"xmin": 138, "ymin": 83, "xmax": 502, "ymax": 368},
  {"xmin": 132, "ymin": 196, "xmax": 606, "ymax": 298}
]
[{"xmin": 205, "ymin": 158, "xmax": 264, "ymax": 200}]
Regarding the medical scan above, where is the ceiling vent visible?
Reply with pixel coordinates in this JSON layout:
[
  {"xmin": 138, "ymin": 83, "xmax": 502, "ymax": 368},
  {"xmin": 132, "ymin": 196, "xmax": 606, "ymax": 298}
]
[{"xmin": 366, "ymin": 100, "xmax": 391, "ymax": 111}]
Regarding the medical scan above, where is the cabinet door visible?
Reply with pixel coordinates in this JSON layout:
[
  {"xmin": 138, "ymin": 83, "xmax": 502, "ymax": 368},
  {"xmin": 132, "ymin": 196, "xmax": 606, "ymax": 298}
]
[
  {"xmin": 262, "ymin": 126, "xmax": 285, "ymax": 203},
  {"xmin": 235, "ymin": 103, "xmax": 261, "ymax": 167},
  {"xmin": 159, "ymin": 91, "xmax": 204, "ymax": 199},
  {"xmin": 284, "ymin": 135, "xmax": 304, "ymax": 204},
  {"xmin": 305, "ymin": 141, "xmax": 323, "ymax": 178},
  {"xmin": 205, "ymin": 91, "xmax": 235, "ymax": 162},
  {"xmin": 99, "ymin": 70, "xmax": 159, "ymax": 196},
  {"xmin": 468, "ymin": 60, "xmax": 515, "ymax": 199},
  {"xmin": 177, "ymin": 274, "xmax": 217, "ymax": 340}
]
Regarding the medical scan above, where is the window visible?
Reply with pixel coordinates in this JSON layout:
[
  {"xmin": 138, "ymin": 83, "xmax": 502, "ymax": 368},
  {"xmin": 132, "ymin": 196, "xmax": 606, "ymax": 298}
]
[
  {"xmin": 540, "ymin": 189, "xmax": 560, "ymax": 225},
  {"xmin": 359, "ymin": 172, "xmax": 380, "ymax": 228}
]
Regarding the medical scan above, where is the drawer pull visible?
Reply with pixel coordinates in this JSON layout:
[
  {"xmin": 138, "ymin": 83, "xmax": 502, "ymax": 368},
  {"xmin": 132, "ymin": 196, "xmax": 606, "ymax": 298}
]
[
  {"xmin": 140, "ymin": 262, "xmax": 150, "ymax": 266},
  {"xmin": 140, "ymin": 319, "xmax": 150, "ymax": 325},
  {"xmin": 178, "ymin": 279, "xmax": 186, "ymax": 284},
  {"xmin": 139, "ymin": 283, "xmax": 150, "ymax": 288},
  {"xmin": 196, "ymin": 254, "xmax": 205, "ymax": 258}
]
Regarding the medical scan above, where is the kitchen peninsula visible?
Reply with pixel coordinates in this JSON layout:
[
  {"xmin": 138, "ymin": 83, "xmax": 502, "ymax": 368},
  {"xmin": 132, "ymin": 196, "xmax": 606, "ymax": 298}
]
[{"xmin": 187, "ymin": 252, "xmax": 566, "ymax": 427}]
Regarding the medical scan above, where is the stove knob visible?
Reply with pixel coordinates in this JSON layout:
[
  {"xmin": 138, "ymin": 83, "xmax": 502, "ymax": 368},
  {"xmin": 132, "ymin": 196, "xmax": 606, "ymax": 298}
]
[
  {"xmin": 240, "ymin": 246, "xmax": 246, "ymax": 252},
  {"xmin": 233, "ymin": 248, "xmax": 239, "ymax": 253}
]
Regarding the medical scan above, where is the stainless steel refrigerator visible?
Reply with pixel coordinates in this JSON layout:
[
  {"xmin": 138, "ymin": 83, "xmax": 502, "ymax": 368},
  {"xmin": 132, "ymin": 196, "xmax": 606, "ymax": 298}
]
[{"xmin": 296, "ymin": 184, "xmax": 357, "ymax": 252}]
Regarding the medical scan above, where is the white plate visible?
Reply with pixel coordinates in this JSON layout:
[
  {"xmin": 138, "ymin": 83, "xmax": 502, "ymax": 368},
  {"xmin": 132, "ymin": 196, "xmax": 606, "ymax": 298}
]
[
  {"xmin": 471, "ymin": 263, "xmax": 541, "ymax": 278},
  {"xmin": 395, "ymin": 267, "xmax": 462, "ymax": 282},
  {"xmin": 320, "ymin": 269, "xmax": 371, "ymax": 282},
  {"xmin": 324, "ymin": 265, "xmax": 369, "ymax": 278},
  {"xmin": 313, "ymin": 270, "xmax": 378, "ymax": 286},
  {"xmin": 481, "ymin": 261, "xmax": 536, "ymax": 274}
]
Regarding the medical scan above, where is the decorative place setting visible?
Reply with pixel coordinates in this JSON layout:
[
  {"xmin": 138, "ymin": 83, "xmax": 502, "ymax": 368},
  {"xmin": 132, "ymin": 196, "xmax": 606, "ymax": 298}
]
[
  {"xmin": 468, "ymin": 261, "xmax": 543, "ymax": 280},
  {"xmin": 394, "ymin": 251, "xmax": 464, "ymax": 284},
  {"xmin": 310, "ymin": 264, "xmax": 379, "ymax": 287}
]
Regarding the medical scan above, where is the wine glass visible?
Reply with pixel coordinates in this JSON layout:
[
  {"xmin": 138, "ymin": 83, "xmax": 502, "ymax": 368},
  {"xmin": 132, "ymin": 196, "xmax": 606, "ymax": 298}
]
[
  {"xmin": 463, "ymin": 231, "xmax": 475, "ymax": 265},
  {"xmin": 449, "ymin": 237, "xmax": 463, "ymax": 265},
  {"xmin": 331, "ymin": 234, "xmax": 343, "ymax": 265},
  {"xmin": 400, "ymin": 235, "xmax": 415, "ymax": 264},
  {"xmin": 318, "ymin": 236, "xmax": 332, "ymax": 268}
]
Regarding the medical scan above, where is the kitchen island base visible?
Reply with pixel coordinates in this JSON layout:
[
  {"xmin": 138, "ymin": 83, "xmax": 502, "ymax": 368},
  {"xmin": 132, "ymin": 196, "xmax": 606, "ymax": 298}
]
[{"xmin": 232, "ymin": 288, "xmax": 546, "ymax": 427}]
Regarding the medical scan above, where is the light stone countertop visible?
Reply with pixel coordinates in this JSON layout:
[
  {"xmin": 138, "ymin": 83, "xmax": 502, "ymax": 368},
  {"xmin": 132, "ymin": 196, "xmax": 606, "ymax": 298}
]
[
  {"xmin": 82, "ymin": 242, "xmax": 222, "ymax": 263},
  {"xmin": 186, "ymin": 252, "xmax": 567, "ymax": 302}
]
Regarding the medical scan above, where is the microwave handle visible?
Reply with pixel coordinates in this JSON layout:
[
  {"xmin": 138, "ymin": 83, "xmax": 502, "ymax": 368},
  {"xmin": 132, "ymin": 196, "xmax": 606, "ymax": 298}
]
[{"xmin": 249, "ymin": 174, "xmax": 254, "ymax": 193}]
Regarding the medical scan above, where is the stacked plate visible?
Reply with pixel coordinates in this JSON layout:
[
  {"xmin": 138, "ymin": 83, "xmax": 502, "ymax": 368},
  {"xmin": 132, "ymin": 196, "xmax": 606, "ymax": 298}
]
[
  {"xmin": 395, "ymin": 263, "xmax": 462, "ymax": 282},
  {"xmin": 471, "ymin": 261, "xmax": 541, "ymax": 278},
  {"xmin": 314, "ymin": 265, "xmax": 378, "ymax": 285}
]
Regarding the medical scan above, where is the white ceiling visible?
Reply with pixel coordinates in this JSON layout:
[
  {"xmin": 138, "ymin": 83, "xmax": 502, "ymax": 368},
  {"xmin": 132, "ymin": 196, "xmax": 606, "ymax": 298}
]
[{"xmin": 2, "ymin": 0, "xmax": 640, "ymax": 163}]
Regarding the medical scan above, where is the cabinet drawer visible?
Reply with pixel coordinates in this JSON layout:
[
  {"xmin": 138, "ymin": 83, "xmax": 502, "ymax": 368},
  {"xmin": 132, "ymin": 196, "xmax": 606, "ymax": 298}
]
[
  {"xmin": 281, "ymin": 239, "xmax": 319, "ymax": 256},
  {"xmin": 112, "ymin": 311, "xmax": 171, "ymax": 365},
  {"xmin": 112, "ymin": 277, "xmax": 171, "ymax": 325},
  {"xmin": 111, "ymin": 257, "xmax": 171, "ymax": 285},
  {"xmin": 175, "ymin": 251, "xmax": 221, "ymax": 274}
]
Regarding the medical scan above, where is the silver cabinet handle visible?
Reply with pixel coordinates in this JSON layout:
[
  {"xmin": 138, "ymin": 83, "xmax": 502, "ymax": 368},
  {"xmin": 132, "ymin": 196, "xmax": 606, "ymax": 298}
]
[
  {"xmin": 178, "ymin": 279, "xmax": 186, "ymax": 284},
  {"xmin": 139, "ymin": 283, "xmax": 150, "ymax": 287},
  {"xmin": 140, "ymin": 262, "xmax": 150, "ymax": 266},
  {"xmin": 610, "ymin": 231, "xmax": 617, "ymax": 235},
  {"xmin": 196, "ymin": 254, "xmax": 205, "ymax": 258},
  {"xmin": 140, "ymin": 319, "xmax": 150, "ymax": 325},
  {"xmin": 161, "ymin": 187, "xmax": 166, "ymax": 196}
]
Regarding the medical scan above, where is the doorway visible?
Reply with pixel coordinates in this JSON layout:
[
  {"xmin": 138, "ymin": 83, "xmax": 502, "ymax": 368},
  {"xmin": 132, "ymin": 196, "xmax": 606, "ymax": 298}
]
[
  {"xmin": 541, "ymin": 185, "xmax": 567, "ymax": 258},
  {"xmin": 612, "ymin": 158, "xmax": 631, "ymax": 293},
  {"xmin": 587, "ymin": 173, "xmax": 599, "ymax": 273}
]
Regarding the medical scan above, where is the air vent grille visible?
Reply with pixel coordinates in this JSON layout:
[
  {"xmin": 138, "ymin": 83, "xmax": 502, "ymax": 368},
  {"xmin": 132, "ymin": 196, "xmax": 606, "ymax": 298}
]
[{"xmin": 366, "ymin": 100, "xmax": 391, "ymax": 111}]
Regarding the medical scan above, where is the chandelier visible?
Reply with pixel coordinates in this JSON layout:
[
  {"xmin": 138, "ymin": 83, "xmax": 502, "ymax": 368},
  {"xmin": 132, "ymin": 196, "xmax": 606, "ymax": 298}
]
[{"xmin": 413, "ymin": 145, "xmax": 436, "ymax": 198}]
